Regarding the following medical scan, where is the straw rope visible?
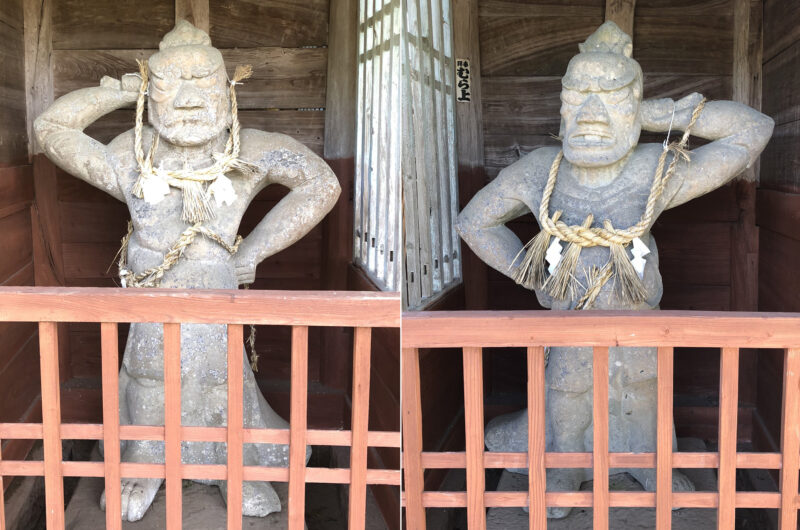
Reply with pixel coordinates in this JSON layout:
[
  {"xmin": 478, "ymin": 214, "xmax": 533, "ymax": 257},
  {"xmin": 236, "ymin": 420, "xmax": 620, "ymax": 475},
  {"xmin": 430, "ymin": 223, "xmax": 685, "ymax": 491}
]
[{"xmin": 512, "ymin": 98, "xmax": 707, "ymax": 308}]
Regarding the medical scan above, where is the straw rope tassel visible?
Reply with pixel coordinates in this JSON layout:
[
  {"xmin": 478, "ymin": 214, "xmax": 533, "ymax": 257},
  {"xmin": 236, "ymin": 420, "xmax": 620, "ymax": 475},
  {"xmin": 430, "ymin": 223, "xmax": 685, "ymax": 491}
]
[
  {"xmin": 545, "ymin": 214, "xmax": 593, "ymax": 300},
  {"xmin": 511, "ymin": 210, "xmax": 562, "ymax": 289}
]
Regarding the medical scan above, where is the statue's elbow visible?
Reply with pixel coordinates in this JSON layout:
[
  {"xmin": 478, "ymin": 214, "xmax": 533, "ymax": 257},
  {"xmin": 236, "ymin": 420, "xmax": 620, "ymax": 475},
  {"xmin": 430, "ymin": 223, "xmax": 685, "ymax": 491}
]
[
  {"xmin": 454, "ymin": 210, "xmax": 471, "ymax": 241},
  {"xmin": 33, "ymin": 115, "xmax": 50, "ymax": 151},
  {"xmin": 321, "ymin": 169, "xmax": 342, "ymax": 210}
]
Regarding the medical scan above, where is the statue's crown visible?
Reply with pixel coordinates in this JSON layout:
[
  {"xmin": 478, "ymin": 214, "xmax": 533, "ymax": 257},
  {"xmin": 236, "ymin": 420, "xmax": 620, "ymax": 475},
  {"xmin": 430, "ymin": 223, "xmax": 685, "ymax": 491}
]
[
  {"xmin": 578, "ymin": 21, "xmax": 633, "ymax": 58},
  {"xmin": 159, "ymin": 19, "xmax": 212, "ymax": 50}
]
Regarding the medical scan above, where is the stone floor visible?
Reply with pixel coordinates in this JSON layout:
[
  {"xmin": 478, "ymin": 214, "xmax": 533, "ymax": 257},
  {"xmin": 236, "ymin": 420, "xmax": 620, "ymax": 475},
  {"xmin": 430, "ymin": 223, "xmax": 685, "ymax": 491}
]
[{"xmin": 60, "ymin": 444, "xmax": 388, "ymax": 530}]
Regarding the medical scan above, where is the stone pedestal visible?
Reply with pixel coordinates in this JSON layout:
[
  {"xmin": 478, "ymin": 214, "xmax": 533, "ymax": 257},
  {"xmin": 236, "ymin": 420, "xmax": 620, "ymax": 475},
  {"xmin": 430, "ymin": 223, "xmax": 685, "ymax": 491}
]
[
  {"xmin": 65, "ymin": 475, "xmax": 303, "ymax": 530},
  {"xmin": 487, "ymin": 439, "xmax": 717, "ymax": 530}
]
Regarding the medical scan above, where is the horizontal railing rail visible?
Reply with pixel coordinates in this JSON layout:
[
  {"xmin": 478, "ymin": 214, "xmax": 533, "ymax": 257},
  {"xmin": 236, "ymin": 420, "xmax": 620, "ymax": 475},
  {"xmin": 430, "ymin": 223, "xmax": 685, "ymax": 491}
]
[
  {"xmin": 401, "ymin": 310, "xmax": 800, "ymax": 530},
  {"xmin": 0, "ymin": 287, "xmax": 401, "ymax": 530}
]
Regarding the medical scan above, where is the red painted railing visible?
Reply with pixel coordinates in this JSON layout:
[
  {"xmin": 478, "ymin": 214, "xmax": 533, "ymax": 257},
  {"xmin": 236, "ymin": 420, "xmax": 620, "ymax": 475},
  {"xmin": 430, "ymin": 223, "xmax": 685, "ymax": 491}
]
[
  {"xmin": 0, "ymin": 287, "xmax": 401, "ymax": 530},
  {"xmin": 401, "ymin": 310, "xmax": 800, "ymax": 530}
]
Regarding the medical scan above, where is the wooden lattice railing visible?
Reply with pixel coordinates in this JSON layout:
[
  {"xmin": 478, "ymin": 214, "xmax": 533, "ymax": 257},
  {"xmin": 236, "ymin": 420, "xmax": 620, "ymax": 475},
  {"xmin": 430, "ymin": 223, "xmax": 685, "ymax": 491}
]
[
  {"xmin": 401, "ymin": 310, "xmax": 800, "ymax": 530},
  {"xmin": 0, "ymin": 287, "xmax": 401, "ymax": 530}
]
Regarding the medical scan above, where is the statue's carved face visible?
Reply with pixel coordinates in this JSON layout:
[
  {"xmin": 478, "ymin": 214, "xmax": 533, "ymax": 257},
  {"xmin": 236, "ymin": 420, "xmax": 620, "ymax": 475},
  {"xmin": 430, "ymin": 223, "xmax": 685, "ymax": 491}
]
[
  {"xmin": 148, "ymin": 46, "xmax": 229, "ymax": 147},
  {"xmin": 560, "ymin": 54, "xmax": 642, "ymax": 168}
]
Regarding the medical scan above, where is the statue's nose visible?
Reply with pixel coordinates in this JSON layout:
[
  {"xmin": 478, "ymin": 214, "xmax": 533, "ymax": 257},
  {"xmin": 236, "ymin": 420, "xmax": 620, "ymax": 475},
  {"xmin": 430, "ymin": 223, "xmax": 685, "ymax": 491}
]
[
  {"xmin": 173, "ymin": 82, "xmax": 206, "ymax": 110},
  {"xmin": 576, "ymin": 94, "xmax": 610, "ymax": 125}
]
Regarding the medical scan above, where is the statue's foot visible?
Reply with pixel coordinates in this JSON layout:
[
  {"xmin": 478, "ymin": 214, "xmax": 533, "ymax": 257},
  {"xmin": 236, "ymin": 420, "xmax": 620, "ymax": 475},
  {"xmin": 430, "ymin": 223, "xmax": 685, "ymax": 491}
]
[
  {"xmin": 219, "ymin": 479, "xmax": 281, "ymax": 517},
  {"xmin": 100, "ymin": 477, "xmax": 163, "ymax": 522},
  {"xmin": 545, "ymin": 468, "xmax": 583, "ymax": 519},
  {"xmin": 629, "ymin": 468, "xmax": 695, "ymax": 510}
]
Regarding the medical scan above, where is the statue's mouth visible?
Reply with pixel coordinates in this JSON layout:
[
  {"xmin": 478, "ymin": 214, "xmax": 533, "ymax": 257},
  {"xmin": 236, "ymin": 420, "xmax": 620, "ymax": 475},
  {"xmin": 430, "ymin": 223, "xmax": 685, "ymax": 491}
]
[{"xmin": 568, "ymin": 131, "xmax": 614, "ymax": 147}]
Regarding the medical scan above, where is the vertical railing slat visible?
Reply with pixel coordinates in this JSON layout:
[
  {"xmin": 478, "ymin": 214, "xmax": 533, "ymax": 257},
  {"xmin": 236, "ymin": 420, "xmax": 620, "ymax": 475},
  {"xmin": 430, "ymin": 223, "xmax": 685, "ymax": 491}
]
[
  {"xmin": 718, "ymin": 347, "xmax": 739, "ymax": 529},
  {"xmin": 0, "ymin": 435, "xmax": 5, "ymax": 530},
  {"xmin": 163, "ymin": 323, "xmax": 182, "ymax": 528},
  {"xmin": 527, "ymin": 346, "xmax": 546, "ymax": 529},
  {"xmin": 779, "ymin": 348, "xmax": 800, "ymax": 529},
  {"xmin": 593, "ymin": 346, "xmax": 609, "ymax": 530},
  {"xmin": 39, "ymin": 321, "xmax": 65, "ymax": 529},
  {"xmin": 288, "ymin": 326, "xmax": 309, "ymax": 530},
  {"xmin": 656, "ymin": 346, "xmax": 674, "ymax": 530},
  {"xmin": 463, "ymin": 347, "xmax": 486, "ymax": 530},
  {"xmin": 227, "ymin": 324, "xmax": 244, "ymax": 530},
  {"xmin": 401, "ymin": 347, "xmax": 426, "ymax": 529},
  {"xmin": 101, "ymin": 323, "xmax": 122, "ymax": 530},
  {"xmin": 349, "ymin": 327, "xmax": 373, "ymax": 530}
]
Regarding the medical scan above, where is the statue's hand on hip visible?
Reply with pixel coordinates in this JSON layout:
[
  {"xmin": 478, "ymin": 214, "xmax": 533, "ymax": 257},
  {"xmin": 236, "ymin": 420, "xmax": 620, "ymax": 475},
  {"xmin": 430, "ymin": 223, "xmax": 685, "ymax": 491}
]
[
  {"xmin": 640, "ymin": 92, "xmax": 704, "ymax": 133},
  {"xmin": 234, "ymin": 255, "xmax": 257, "ymax": 286}
]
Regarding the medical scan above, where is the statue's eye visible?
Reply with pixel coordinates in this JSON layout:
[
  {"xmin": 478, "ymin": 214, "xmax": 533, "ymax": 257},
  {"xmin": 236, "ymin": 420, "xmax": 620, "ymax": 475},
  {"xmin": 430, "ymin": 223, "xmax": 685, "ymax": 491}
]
[
  {"xmin": 561, "ymin": 89, "xmax": 584, "ymax": 106},
  {"xmin": 195, "ymin": 75, "xmax": 218, "ymax": 88},
  {"xmin": 604, "ymin": 88, "xmax": 630, "ymax": 105},
  {"xmin": 151, "ymin": 76, "xmax": 177, "ymax": 92}
]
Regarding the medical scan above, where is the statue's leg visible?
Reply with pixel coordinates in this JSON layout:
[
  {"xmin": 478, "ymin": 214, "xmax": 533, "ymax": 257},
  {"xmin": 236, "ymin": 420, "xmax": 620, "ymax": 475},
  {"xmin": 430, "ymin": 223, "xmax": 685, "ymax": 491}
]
[
  {"xmin": 546, "ymin": 346, "xmax": 593, "ymax": 519},
  {"xmin": 217, "ymin": 347, "xmax": 303, "ymax": 517},
  {"xmin": 622, "ymin": 377, "xmax": 695, "ymax": 495},
  {"xmin": 100, "ymin": 365, "xmax": 165, "ymax": 522}
]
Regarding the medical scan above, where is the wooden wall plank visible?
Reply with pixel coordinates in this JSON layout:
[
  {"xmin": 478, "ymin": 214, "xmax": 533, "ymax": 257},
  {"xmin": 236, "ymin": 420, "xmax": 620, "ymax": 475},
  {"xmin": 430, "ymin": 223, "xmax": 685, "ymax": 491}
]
[
  {"xmin": 479, "ymin": 16, "xmax": 602, "ymax": 76},
  {"xmin": 760, "ymin": 119, "xmax": 800, "ymax": 193},
  {"xmin": 0, "ymin": 337, "xmax": 40, "ymax": 423},
  {"xmin": 757, "ymin": 189, "xmax": 800, "ymax": 243},
  {"xmin": 0, "ymin": 165, "xmax": 34, "ymax": 212},
  {"xmin": 763, "ymin": 0, "xmax": 800, "ymax": 62},
  {"xmin": 209, "ymin": 0, "xmax": 329, "ymax": 48},
  {"xmin": 51, "ymin": 48, "xmax": 328, "ymax": 109},
  {"xmin": 52, "ymin": 0, "xmax": 174, "ymax": 50},
  {"xmin": 0, "ymin": 3, "xmax": 29, "ymax": 166},
  {"xmin": 634, "ymin": 0, "xmax": 733, "ymax": 75},
  {"xmin": 0, "ymin": 209, "xmax": 33, "ymax": 284},
  {"xmin": 762, "ymin": 40, "xmax": 800, "ymax": 127}
]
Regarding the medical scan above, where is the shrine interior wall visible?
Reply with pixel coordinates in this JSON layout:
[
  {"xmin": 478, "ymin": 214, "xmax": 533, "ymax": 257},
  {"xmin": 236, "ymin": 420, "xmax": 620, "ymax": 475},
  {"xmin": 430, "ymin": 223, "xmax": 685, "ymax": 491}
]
[
  {"xmin": 754, "ymin": 0, "xmax": 800, "ymax": 457},
  {"xmin": 26, "ymin": 0, "xmax": 346, "ymax": 430},
  {"xmin": 0, "ymin": 0, "xmax": 40, "ymax": 464},
  {"xmin": 454, "ymin": 0, "xmax": 766, "ymax": 448}
]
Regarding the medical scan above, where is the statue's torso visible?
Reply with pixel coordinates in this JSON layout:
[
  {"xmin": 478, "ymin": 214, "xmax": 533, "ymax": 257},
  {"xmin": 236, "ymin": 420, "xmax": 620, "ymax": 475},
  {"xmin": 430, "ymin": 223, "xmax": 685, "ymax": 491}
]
[
  {"xmin": 513, "ymin": 144, "xmax": 675, "ymax": 309},
  {"xmin": 108, "ymin": 128, "xmax": 262, "ymax": 289}
]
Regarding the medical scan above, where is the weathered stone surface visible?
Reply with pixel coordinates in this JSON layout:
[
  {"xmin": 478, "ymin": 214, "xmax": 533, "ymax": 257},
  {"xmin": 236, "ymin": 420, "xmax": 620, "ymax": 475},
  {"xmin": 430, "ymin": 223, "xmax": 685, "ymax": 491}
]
[
  {"xmin": 35, "ymin": 20, "xmax": 340, "ymax": 522},
  {"xmin": 457, "ymin": 21, "xmax": 773, "ymax": 519}
]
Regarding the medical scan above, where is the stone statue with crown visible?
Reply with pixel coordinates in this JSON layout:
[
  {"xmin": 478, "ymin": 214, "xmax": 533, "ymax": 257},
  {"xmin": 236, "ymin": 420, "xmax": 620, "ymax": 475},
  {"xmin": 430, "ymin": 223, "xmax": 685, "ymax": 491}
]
[
  {"xmin": 457, "ymin": 21, "xmax": 773, "ymax": 518},
  {"xmin": 35, "ymin": 21, "xmax": 340, "ymax": 522}
]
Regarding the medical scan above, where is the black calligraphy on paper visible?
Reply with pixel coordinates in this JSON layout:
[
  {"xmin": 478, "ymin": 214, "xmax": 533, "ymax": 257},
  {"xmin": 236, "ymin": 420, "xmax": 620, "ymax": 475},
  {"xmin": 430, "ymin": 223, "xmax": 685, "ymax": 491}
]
[{"xmin": 456, "ymin": 58, "xmax": 471, "ymax": 102}]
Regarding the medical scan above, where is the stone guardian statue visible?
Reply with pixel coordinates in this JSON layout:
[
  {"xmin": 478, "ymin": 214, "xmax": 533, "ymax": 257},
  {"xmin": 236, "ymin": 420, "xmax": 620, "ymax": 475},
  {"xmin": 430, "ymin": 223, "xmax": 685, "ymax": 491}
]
[
  {"xmin": 35, "ymin": 21, "xmax": 340, "ymax": 521},
  {"xmin": 456, "ymin": 21, "xmax": 773, "ymax": 518}
]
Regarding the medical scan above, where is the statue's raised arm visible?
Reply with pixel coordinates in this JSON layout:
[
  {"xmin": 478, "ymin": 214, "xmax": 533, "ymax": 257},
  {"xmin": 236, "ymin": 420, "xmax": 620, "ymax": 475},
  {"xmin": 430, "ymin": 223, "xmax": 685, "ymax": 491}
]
[
  {"xmin": 640, "ymin": 92, "xmax": 774, "ymax": 209},
  {"xmin": 34, "ymin": 75, "xmax": 138, "ymax": 202}
]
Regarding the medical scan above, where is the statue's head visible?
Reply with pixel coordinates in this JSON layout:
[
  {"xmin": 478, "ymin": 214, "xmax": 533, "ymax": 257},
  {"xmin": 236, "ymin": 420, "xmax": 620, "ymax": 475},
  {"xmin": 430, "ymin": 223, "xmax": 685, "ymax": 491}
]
[
  {"xmin": 560, "ymin": 21, "xmax": 643, "ymax": 168},
  {"xmin": 147, "ymin": 21, "xmax": 230, "ymax": 147}
]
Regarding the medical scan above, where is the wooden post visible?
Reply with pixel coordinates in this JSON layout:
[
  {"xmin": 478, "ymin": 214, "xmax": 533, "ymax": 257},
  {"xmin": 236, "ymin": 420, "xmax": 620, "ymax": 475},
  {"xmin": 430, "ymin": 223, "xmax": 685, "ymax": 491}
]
[
  {"xmin": 463, "ymin": 347, "xmax": 486, "ymax": 530},
  {"xmin": 593, "ymin": 346, "xmax": 609, "ymax": 530},
  {"xmin": 39, "ymin": 321, "xmax": 64, "ymax": 529},
  {"xmin": 163, "ymin": 323, "xmax": 183, "ymax": 528},
  {"xmin": 604, "ymin": 0, "xmax": 636, "ymax": 37},
  {"xmin": 452, "ymin": 0, "xmax": 488, "ymax": 310},
  {"xmin": 101, "ymin": 322, "xmax": 122, "ymax": 530},
  {"xmin": 656, "ymin": 347, "xmax": 674, "ymax": 530},
  {"xmin": 348, "ymin": 327, "xmax": 372, "ymax": 530},
  {"xmin": 717, "ymin": 347, "xmax": 740, "ymax": 529},
  {"xmin": 226, "ymin": 324, "xmax": 244, "ymax": 530},
  {"xmin": 778, "ymin": 348, "xmax": 800, "ymax": 529},
  {"xmin": 288, "ymin": 326, "xmax": 309, "ymax": 530},
  {"xmin": 527, "ymin": 346, "xmax": 546, "ymax": 529},
  {"xmin": 401, "ymin": 347, "xmax": 426, "ymax": 529},
  {"xmin": 24, "ymin": 0, "xmax": 53, "ymax": 157},
  {"xmin": 322, "ymin": 0, "xmax": 358, "ymax": 391},
  {"xmin": 175, "ymin": 0, "xmax": 209, "ymax": 33},
  {"xmin": 731, "ymin": 0, "xmax": 761, "ymax": 406}
]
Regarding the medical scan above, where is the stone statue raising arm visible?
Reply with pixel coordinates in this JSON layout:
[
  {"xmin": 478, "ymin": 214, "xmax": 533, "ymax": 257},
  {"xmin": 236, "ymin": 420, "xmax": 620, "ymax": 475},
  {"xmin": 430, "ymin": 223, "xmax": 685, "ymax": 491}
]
[
  {"xmin": 641, "ymin": 92, "xmax": 775, "ymax": 210},
  {"xmin": 33, "ymin": 75, "xmax": 140, "ymax": 202},
  {"xmin": 233, "ymin": 131, "xmax": 341, "ymax": 285}
]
